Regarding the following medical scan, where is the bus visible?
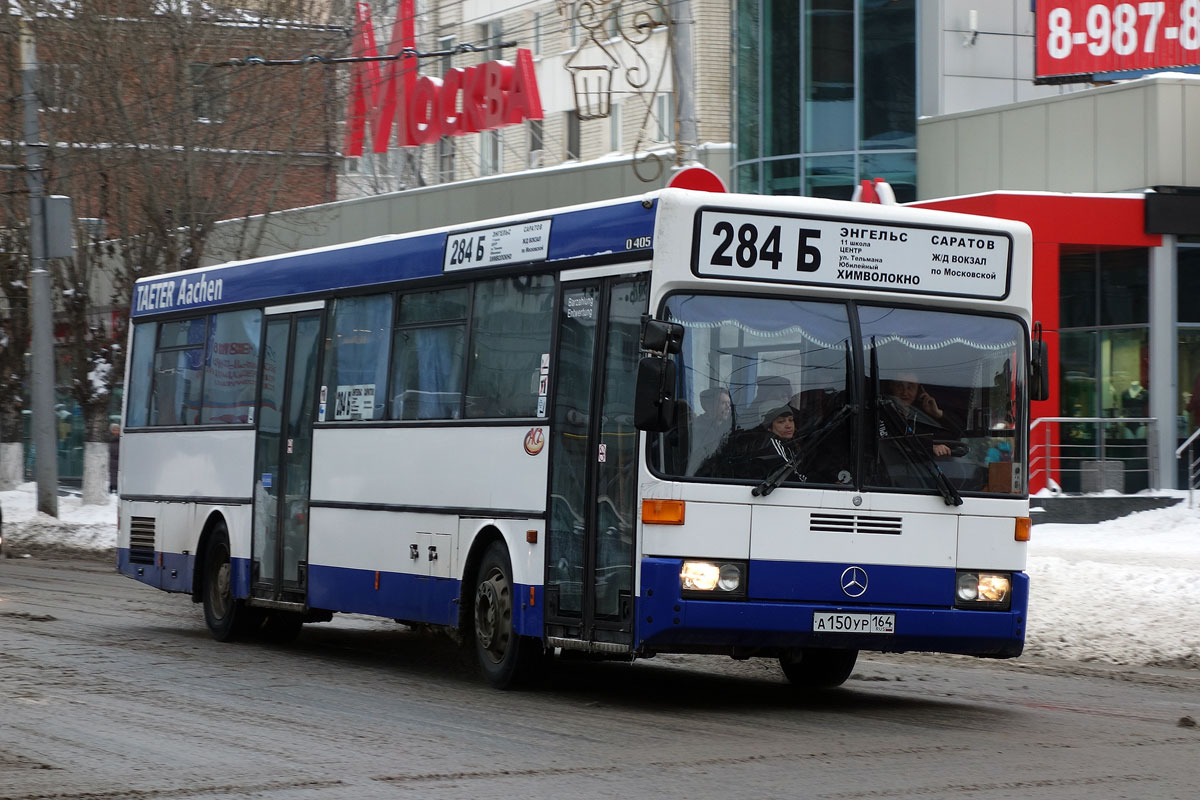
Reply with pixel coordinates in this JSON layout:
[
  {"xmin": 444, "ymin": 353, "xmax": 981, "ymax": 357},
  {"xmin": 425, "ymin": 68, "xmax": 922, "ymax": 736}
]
[{"xmin": 118, "ymin": 188, "xmax": 1046, "ymax": 689}]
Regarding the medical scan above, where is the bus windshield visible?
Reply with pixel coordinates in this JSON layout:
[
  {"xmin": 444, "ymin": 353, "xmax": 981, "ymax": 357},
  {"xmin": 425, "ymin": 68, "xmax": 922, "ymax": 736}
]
[{"xmin": 649, "ymin": 294, "xmax": 1028, "ymax": 498}]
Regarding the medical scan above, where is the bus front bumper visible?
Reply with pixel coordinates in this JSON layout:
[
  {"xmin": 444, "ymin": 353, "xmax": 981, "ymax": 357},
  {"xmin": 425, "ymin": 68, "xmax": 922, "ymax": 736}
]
[{"xmin": 637, "ymin": 558, "xmax": 1028, "ymax": 659}]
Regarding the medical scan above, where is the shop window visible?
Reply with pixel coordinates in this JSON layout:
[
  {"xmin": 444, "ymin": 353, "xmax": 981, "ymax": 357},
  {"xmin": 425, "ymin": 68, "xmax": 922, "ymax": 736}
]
[
  {"xmin": 1058, "ymin": 254, "xmax": 1097, "ymax": 329},
  {"xmin": 1178, "ymin": 245, "xmax": 1200, "ymax": 324},
  {"xmin": 1180, "ymin": 331, "xmax": 1200, "ymax": 433},
  {"xmin": 1099, "ymin": 250, "xmax": 1149, "ymax": 326},
  {"xmin": 465, "ymin": 275, "xmax": 555, "ymax": 418},
  {"xmin": 391, "ymin": 287, "xmax": 468, "ymax": 420},
  {"xmin": 322, "ymin": 294, "xmax": 393, "ymax": 421},
  {"xmin": 200, "ymin": 309, "xmax": 262, "ymax": 424}
]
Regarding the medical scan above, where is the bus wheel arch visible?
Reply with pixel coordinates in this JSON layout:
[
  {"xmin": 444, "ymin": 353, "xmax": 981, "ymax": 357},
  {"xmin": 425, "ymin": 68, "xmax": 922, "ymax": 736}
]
[
  {"xmin": 192, "ymin": 511, "xmax": 230, "ymax": 604},
  {"xmin": 462, "ymin": 530, "xmax": 546, "ymax": 689},
  {"xmin": 198, "ymin": 514, "xmax": 260, "ymax": 642}
]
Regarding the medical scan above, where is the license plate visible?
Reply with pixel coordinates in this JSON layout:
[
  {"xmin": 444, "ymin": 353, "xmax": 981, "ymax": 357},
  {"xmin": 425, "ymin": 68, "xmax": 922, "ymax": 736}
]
[{"xmin": 812, "ymin": 612, "xmax": 895, "ymax": 635}]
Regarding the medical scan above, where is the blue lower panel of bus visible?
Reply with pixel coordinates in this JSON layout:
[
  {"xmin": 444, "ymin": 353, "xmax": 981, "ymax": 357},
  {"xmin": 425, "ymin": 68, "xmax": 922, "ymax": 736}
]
[
  {"xmin": 306, "ymin": 565, "xmax": 543, "ymax": 635},
  {"xmin": 637, "ymin": 558, "xmax": 1028, "ymax": 658},
  {"xmin": 119, "ymin": 550, "xmax": 545, "ymax": 637}
]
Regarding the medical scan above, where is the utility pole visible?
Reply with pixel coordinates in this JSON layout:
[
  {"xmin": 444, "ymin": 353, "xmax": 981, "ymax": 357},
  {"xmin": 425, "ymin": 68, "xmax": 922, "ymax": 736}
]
[
  {"xmin": 20, "ymin": 15, "xmax": 59, "ymax": 518},
  {"xmin": 670, "ymin": 0, "xmax": 698, "ymax": 166}
]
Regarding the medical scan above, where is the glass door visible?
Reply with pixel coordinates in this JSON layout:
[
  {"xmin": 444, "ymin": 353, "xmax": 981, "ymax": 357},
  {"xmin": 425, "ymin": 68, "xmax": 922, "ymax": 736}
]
[
  {"xmin": 252, "ymin": 312, "xmax": 321, "ymax": 604},
  {"xmin": 545, "ymin": 275, "xmax": 648, "ymax": 650}
]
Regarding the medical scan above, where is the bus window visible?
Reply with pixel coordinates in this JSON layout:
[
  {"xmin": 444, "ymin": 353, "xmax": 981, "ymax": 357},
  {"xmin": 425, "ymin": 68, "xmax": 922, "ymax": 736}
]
[
  {"xmin": 465, "ymin": 275, "xmax": 554, "ymax": 418},
  {"xmin": 150, "ymin": 317, "xmax": 207, "ymax": 426},
  {"xmin": 200, "ymin": 309, "xmax": 262, "ymax": 424},
  {"xmin": 861, "ymin": 306, "xmax": 1026, "ymax": 496},
  {"xmin": 125, "ymin": 322, "xmax": 157, "ymax": 428},
  {"xmin": 322, "ymin": 294, "xmax": 393, "ymax": 421},
  {"xmin": 651, "ymin": 294, "xmax": 855, "ymax": 486},
  {"xmin": 391, "ymin": 287, "xmax": 468, "ymax": 420}
]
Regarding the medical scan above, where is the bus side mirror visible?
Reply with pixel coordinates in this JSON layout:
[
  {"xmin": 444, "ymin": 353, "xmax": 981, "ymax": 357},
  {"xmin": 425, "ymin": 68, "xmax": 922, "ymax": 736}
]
[
  {"xmin": 1030, "ymin": 340, "xmax": 1050, "ymax": 402},
  {"xmin": 641, "ymin": 318, "xmax": 683, "ymax": 354},
  {"xmin": 635, "ymin": 357, "xmax": 677, "ymax": 431}
]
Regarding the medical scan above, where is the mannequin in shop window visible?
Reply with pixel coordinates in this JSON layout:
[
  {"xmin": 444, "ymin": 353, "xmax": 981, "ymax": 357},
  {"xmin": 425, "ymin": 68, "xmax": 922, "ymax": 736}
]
[{"xmin": 1122, "ymin": 379, "xmax": 1148, "ymax": 438}]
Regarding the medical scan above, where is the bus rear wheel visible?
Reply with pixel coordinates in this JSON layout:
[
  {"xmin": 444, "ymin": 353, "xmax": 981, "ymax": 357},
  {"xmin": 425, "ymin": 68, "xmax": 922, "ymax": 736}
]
[
  {"xmin": 472, "ymin": 541, "xmax": 544, "ymax": 689},
  {"xmin": 202, "ymin": 524, "xmax": 260, "ymax": 642},
  {"xmin": 779, "ymin": 647, "xmax": 858, "ymax": 689}
]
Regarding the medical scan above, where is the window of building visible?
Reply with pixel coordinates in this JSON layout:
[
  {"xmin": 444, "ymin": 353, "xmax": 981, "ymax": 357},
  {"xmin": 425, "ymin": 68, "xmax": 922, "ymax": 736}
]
[
  {"xmin": 481, "ymin": 129, "xmax": 501, "ymax": 175},
  {"xmin": 653, "ymin": 94, "xmax": 674, "ymax": 143},
  {"xmin": 189, "ymin": 63, "xmax": 228, "ymax": 122},
  {"xmin": 465, "ymin": 275, "xmax": 555, "ymax": 418},
  {"xmin": 609, "ymin": 101, "xmax": 621, "ymax": 152},
  {"xmin": 529, "ymin": 117, "xmax": 544, "ymax": 167},
  {"xmin": 1179, "ymin": 243, "xmax": 1200, "ymax": 435},
  {"xmin": 322, "ymin": 294, "xmax": 393, "ymax": 420},
  {"xmin": 734, "ymin": 0, "xmax": 916, "ymax": 199},
  {"xmin": 39, "ymin": 64, "xmax": 80, "ymax": 111},
  {"xmin": 391, "ymin": 287, "xmax": 468, "ymax": 420},
  {"xmin": 1058, "ymin": 248, "xmax": 1152, "ymax": 489},
  {"xmin": 566, "ymin": 111, "xmax": 581, "ymax": 159},
  {"xmin": 437, "ymin": 137, "xmax": 456, "ymax": 183}
]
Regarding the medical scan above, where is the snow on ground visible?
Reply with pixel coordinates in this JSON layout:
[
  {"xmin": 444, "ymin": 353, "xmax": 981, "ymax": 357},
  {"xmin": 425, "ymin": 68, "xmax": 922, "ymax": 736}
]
[{"xmin": 1, "ymin": 483, "xmax": 1198, "ymax": 669}]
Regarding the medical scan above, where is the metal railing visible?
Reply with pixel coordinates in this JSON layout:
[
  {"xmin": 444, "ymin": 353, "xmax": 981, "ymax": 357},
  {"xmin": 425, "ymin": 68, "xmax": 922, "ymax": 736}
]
[
  {"xmin": 1175, "ymin": 427, "xmax": 1200, "ymax": 508},
  {"xmin": 1030, "ymin": 416, "xmax": 1159, "ymax": 493}
]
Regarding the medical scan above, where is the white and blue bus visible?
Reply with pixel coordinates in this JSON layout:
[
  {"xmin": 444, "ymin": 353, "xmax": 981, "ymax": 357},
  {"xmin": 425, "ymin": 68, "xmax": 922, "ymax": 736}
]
[{"xmin": 118, "ymin": 188, "xmax": 1045, "ymax": 688}]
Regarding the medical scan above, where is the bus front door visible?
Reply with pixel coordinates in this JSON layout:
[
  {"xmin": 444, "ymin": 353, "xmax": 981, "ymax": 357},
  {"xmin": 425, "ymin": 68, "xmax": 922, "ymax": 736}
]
[
  {"xmin": 545, "ymin": 275, "xmax": 648, "ymax": 654},
  {"xmin": 251, "ymin": 311, "xmax": 321, "ymax": 607}
]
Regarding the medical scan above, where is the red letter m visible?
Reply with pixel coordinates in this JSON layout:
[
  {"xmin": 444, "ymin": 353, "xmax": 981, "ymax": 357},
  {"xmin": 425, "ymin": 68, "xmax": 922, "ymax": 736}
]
[{"xmin": 344, "ymin": 0, "xmax": 417, "ymax": 155}]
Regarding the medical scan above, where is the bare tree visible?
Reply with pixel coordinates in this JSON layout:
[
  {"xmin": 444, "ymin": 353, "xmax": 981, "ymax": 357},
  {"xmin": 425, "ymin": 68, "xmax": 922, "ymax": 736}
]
[{"xmin": 9, "ymin": 0, "xmax": 345, "ymax": 502}]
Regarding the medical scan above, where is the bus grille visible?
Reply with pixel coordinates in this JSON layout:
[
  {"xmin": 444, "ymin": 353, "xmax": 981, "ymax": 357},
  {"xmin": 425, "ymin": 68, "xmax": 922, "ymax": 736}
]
[
  {"xmin": 129, "ymin": 516, "xmax": 156, "ymax": 564},
  {"xmin": 809, "ymin": 513, "xmax": 903, "ymax": 535}
]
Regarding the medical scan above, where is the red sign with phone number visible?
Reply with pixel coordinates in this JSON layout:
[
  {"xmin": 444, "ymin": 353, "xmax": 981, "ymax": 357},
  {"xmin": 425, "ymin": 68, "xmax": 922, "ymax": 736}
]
[{"xmin": 1036, "ymin": 0, "xmax": 1200, "ymax": 81}]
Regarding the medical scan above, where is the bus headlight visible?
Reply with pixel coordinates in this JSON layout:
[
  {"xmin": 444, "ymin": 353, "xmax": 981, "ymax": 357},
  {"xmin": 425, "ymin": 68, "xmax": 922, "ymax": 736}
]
[
  {"xmin": 681, "ymin": 560, "xmax": 746, "ymax": 599},
  {"xmin": 955, "ymin": 571, "xmax": 1012, "ymax": 609}
]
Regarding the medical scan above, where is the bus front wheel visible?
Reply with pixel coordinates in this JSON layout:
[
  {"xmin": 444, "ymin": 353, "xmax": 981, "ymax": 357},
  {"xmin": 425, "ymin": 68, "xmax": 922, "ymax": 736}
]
[
  {"xmin": 779, "ymin": 647, "xmax": 858, "ymax": 689},
  {"xmin": 472, "ymin": 541, "xmax": 544, "ymax": 689},
  {"xmin": 202, "ymin": 524, "xmax": 260, "ymax": 642}
]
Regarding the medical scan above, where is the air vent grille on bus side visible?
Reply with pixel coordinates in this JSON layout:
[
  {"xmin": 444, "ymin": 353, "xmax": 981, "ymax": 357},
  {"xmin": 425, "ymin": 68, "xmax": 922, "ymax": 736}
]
[
  {"xmin": 809, "ymin": 513, "xmax": 903, "ymax": 535},
  {"xmin": 129, "ymin": 516, "xmax": 156, "ymax": 564}
]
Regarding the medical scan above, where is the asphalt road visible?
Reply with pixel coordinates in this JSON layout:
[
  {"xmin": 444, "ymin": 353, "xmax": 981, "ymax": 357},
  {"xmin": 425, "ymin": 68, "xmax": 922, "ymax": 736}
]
[{"xmin": 2, "ymin": 553, "xmax": 1198, "ymax": 800}]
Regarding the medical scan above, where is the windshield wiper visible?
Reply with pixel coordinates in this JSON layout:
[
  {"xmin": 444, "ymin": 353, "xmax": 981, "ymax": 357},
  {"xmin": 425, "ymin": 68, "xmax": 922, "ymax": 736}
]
[{"xmin": 877, "ymin": 397, "xmax": 963, "ymax": 507}]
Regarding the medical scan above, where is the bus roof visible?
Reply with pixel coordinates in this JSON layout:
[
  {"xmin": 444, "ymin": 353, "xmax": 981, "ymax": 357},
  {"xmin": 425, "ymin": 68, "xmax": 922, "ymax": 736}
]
[
  {"xmin": 130, "ymin": 189, "xmax": 1032, "ymax": 319},
  {"xmin": 130, "ymin": 195, "xmax": 658, "ymax": 318}
]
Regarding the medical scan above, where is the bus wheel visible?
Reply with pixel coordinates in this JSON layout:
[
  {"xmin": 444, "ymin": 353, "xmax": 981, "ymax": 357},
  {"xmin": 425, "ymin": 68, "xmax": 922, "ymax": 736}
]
[
  {"xmin": 202, "ymin": 524, "xmax": 258, "ymax": 642},
  {"xmin": 473, "ymin": 542, "xmax": 540, "ymax": 689},
  {"xmin": 779, "ymin": 648, "xmax": 858, "ymax": 689}
]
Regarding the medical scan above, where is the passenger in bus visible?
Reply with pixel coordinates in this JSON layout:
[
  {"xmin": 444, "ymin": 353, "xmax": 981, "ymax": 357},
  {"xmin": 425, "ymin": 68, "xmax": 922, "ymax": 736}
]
[
  {"xmin": 882, "ymin": 372, "xmax": 965, "ymax": 457},
  {"xmin": 686, "ymin": 386, "xmax": 734, "ymax": 475},
  {"xmin": 713, "ymin": 403, "xmax": 805, "ymax": 481}
]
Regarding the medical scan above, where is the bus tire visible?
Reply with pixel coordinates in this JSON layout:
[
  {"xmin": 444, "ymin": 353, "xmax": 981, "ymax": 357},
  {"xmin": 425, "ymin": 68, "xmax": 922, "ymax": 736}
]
[
  {"xmin": 472, "ymin": 541, "xmax": 543, "ymax": 689},
  {"xmin": 779, "ymin": 647, "xmax": 858, "ymax": 689},
  {"xmin": 201, "ymin": 523, "xmax": 259, "ymax": 642}
]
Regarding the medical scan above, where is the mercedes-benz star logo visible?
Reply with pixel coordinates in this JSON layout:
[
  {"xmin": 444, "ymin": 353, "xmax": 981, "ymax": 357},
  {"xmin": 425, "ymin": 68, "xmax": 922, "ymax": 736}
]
[{"xmin": 840, "ymin": 566, "xmax": 868, "ymax": 598}]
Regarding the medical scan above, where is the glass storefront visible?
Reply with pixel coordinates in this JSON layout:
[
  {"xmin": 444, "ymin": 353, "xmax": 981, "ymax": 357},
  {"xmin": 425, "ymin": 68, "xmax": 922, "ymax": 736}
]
[
  {"xmin": 735, "ymin": 0, "xmax": 916, "ymax": 201},
  {"xmin": 1058, "ymin": 249, "xmax": 1151, "ymax": 492}
]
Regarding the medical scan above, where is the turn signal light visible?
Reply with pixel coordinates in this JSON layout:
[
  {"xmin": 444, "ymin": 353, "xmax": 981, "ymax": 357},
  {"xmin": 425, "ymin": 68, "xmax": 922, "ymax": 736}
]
[
  {"xmin": 642, "ymin": 499, "xmax": 685, "ymax": 525},
  {"xmin": 1015, "ymin": 517, "xmax": 1031, "ymax": 542}
]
